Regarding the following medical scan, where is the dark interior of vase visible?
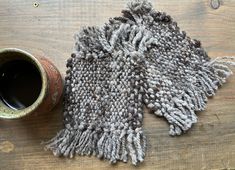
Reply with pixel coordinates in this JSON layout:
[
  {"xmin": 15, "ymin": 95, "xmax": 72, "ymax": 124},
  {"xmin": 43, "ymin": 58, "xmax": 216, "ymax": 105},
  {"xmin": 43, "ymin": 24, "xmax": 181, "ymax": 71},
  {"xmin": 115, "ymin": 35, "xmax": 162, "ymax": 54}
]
[{"xmin": 0, "ymin": 54, "xmax": 42, "ymax": 110}]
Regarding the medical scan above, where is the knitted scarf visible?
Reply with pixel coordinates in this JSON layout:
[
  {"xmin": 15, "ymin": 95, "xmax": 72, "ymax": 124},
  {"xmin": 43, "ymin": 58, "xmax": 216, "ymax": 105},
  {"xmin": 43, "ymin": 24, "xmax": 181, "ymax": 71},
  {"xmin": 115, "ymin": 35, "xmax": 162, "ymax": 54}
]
[{"xmin": 45, "ymin": 0, "xmax": 234, "ymax": 165}]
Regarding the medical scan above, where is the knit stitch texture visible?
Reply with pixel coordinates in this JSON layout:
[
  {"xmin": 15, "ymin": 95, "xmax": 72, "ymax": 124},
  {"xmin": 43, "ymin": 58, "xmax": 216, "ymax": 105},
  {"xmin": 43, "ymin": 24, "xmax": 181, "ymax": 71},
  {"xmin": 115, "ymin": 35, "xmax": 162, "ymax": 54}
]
[{"xmin": 45, "ymin": 0, "xmax": 233, "ymax": 165}]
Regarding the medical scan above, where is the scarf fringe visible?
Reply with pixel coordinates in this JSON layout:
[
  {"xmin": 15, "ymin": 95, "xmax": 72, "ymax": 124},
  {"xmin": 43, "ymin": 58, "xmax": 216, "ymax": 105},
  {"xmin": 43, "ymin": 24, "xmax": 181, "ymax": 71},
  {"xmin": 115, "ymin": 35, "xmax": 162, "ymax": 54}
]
[{"xmin": 45, "ymin": 127, "xmax": 146, "ymax": 165}]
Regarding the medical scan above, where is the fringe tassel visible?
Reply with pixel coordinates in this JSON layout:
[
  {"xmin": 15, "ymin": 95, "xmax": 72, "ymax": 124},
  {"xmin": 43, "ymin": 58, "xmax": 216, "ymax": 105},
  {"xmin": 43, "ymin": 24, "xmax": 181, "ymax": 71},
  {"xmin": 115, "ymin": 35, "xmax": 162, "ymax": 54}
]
[
  {"xmin": 164, "ymin": 98, "xmax": 197, "ymax": 136},
  {"xmin": 45, "ymin": 127, "xmax": 146, "ymax": 165}
]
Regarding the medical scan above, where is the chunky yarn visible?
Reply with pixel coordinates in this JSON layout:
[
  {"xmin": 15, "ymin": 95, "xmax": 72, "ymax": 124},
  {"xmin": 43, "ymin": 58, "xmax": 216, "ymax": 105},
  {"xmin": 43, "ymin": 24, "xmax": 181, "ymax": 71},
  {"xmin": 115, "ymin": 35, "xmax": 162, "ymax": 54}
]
[{"xmin": 45, "ymin": 0, "xmax": 234, "ymax": 165}]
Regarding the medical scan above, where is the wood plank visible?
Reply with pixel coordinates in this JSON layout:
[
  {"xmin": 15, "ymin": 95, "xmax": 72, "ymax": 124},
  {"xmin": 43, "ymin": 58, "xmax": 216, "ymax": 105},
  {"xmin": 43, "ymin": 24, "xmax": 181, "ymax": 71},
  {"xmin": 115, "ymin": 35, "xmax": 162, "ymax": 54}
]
[{"xmin": 0, "ymin": 0, "xmax": 235, "ymax": 169}]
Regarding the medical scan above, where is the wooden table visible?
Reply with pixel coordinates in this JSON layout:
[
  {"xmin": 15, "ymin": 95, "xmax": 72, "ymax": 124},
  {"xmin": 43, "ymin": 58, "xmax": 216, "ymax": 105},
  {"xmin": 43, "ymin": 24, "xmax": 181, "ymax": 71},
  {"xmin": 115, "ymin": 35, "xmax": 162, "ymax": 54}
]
[{"xmin": 0, "ymin": 0, "xmax": 235, "ymax": 169}]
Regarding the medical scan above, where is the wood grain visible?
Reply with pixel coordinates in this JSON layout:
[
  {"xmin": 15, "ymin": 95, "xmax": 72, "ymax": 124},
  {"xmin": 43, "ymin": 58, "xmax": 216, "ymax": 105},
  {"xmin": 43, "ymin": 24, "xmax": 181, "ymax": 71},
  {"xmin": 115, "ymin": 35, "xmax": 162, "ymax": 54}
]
[{"xmin": 0, "ymin": 0, "xmax": 235, "ymax": 169}]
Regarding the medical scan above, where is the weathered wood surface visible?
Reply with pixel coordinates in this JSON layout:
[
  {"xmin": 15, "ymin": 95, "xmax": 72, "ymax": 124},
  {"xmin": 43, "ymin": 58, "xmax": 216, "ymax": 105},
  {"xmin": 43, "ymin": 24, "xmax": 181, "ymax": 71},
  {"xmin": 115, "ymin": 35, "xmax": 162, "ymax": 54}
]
[{"xmin": 0, "ymin": 0, "xmax": 235, "ymax": 169}]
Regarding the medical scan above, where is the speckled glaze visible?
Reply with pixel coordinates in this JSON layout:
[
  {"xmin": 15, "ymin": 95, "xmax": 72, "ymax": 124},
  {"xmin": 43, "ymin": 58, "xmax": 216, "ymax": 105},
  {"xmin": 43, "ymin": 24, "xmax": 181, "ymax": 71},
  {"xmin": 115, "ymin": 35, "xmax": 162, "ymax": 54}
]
[{"xmin": 0, "ymin": 48, "xmax": 63, "ymax": 119}]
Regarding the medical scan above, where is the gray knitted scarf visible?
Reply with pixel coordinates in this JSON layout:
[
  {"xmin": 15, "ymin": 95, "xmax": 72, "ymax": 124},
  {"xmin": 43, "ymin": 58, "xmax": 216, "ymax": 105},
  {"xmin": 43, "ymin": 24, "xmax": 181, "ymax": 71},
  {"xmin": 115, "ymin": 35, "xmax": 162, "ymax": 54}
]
[{"xmin": 45, "ymin": 0, "xmax": 234, "ymax": 165}]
